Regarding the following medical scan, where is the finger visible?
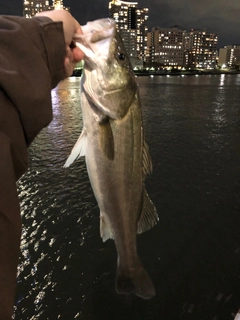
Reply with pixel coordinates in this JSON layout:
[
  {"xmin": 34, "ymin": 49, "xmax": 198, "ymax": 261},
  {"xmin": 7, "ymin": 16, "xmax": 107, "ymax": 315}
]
[
  {"xmin": 64, "ymin": 57, "xmax": 74, "ymax": 77},
  {"xmin": 73, "ymin": 19, "xmax": 82, "ymax": 33},
  {"xmin": 72, "ymin": 47, "xmax": 84, "ymax": 62},
  {"xmin": 75, "ymin": 26, "xmax": 83, "ymax": 35},
  {"xmin": 67, "ymin": 42, "xmax": 84, "ymax": 63},
  {"xmin": 65, "ymin": 45, "xmax": 72, "ymax": 59}
]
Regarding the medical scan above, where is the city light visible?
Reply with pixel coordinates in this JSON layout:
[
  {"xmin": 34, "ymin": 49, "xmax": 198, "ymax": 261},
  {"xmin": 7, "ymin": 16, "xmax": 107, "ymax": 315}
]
[
  {"xmin": 22, "ymin": 0, "xmax": 237, "ymax": 70},
  {"xmin": 109, "ymin": 0, "xmax": 148, "ymax": 64},
  {"xmin": 23, "ymin": 0, "xmax": 70, "ymax": 17}
]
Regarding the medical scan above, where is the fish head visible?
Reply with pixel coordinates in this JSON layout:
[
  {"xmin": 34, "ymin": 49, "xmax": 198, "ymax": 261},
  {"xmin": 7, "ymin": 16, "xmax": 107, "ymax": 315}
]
[{"xmin": 74, "ymin": 18, "xmax": 137, "ymax": 119}]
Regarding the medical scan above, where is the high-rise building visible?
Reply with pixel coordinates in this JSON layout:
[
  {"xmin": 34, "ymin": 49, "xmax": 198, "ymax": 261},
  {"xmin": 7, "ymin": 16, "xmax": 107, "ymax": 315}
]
[
  {"xmin": 218, "ymin": 45, "xmax": 240, "ymax": 68},
  {"xmin": 52, "ymin": 0, "xmax": 69, "ymax": 10},
  {"xmin": 23, "ymin": 0, "xmax": 69, "ymax": 18},
  {"xmin": 23, "ymin": 0, "xmax": 52, "ymax": 18},
  {"xmin": 146, "ymin": 25, "xmax": 218, "ymax": 69},
  {"xmin": 184, "ymin": 30, "xmax": 218, "ymax": 68},
  {"xmin": 109, "ymin": 0, "xmax": 148, "ymax": 61},
  {"xmin": 146, "ymin": 26, "xmax": 185, "ymax": 67}
]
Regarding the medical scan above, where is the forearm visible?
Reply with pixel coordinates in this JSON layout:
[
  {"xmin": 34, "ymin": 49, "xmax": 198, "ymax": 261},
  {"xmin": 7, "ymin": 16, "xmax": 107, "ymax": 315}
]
[
  {"xmin": 0, "ymin": 15, "xmax": 66, "ymax": 145},
  {"xmin": 0, "ymin": 12, "xmax": 80, "ymax": 319},
  {"xmin": 0, "ymin": 15, "xmax": 66, "ymax": 88}
]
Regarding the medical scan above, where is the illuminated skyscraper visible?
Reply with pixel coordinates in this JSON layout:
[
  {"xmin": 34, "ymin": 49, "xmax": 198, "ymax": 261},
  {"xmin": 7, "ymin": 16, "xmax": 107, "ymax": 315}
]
[
  {"xmin": 109, "ymin": 0, "xmax": 148, "ymax": 61},
  {"xmin": 23, "ymin": 0, "xmax": 51, "ymax": 17},
  {"xmin": 52, "ymin": 0, "xmax": 69, "ymax": 10},
  {"xmin": 23, "ymin": 0, "xmax": 69, "ymax": 18},
  {"xmin": 146, "ymin": 26, "xmax": 218, "ymax": 69},
  {"xmin": 184, "ymin": 30, "xmax": 218, "ymax": 68},
  {"xmin": 146, "ymin": 26, "xmax": 185, "ymax": 67}
]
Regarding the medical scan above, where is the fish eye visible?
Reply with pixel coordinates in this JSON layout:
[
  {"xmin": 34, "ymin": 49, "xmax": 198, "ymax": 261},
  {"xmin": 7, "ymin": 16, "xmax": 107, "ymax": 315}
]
[{"xmin": 118, "ymin": 53, "xmax": 125, "ymax": 61}]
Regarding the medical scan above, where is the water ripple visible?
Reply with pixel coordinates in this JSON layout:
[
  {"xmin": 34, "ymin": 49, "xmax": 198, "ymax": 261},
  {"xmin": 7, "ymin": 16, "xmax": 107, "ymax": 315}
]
[{"xmin": 14, "ymin": 76, "xmax": 240, "ymax": 320}]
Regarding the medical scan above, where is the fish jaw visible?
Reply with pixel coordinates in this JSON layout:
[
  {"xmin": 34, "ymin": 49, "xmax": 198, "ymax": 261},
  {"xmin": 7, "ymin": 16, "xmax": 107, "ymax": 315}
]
[
  {"xmin": 75, "ymin": 20, "xmax": 137, "ymax": 120},
  {"xmin": 73, "ymin": 18, "xmax": 115, "ymax": 62}
]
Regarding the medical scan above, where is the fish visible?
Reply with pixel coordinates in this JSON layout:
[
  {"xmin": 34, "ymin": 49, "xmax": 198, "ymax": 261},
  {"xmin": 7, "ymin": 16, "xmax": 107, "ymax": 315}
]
[{"xmin": 64, "ymin": 18, "xmax": 158, "ymax": 299}]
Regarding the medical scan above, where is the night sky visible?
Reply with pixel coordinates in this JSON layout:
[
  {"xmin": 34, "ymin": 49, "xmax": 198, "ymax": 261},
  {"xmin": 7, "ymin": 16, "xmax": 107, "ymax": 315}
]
[{"xmin": 1, "ymin": 0, "xmax": 240, "ymax": 48}]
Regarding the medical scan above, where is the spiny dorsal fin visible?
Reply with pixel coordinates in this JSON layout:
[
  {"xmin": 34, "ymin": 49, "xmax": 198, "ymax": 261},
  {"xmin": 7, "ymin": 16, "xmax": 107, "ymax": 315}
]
[
  {"xmin": 63, "ymin": 129, "xmax": 87, "ymax": 168},
  {"xmin": 137, "ymin": 189, "xmax": 158, "ymax": 234},
  {"xmin": 142, "ymin": 140, "xmax": 152, "ymax": 178},
  {"xmin": 100, "ymin": 212, "xmax": 114, "ymax": 242}
]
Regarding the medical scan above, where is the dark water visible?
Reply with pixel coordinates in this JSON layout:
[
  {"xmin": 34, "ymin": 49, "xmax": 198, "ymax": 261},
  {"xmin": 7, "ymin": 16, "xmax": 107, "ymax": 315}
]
[{"xmin": 15, "ymin": 75, "xmax": 240, "ymax": 320}]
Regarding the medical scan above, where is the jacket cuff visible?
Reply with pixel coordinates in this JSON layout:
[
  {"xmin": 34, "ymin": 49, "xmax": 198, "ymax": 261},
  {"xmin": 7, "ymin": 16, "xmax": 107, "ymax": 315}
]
[{"xmin": 33, "ymin": 16, "xmax": 66, "ymax": 88}]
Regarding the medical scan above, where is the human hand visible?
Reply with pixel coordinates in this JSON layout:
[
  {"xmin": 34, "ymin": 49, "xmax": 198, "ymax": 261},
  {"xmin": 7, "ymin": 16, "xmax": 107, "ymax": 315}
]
[{"xmin": 36, "ymin": 10, "xmax": 84, "ymax": 76}]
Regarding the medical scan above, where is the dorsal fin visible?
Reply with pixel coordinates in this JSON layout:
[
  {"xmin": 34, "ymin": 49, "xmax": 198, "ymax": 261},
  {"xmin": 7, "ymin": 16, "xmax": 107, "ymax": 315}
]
[{"xmin": 137, "ymin": 189, "xmax": 158, "ymax": 234}]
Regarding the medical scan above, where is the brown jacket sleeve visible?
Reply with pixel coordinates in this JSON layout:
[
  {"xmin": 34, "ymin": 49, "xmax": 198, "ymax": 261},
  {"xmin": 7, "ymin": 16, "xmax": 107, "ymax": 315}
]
[
  {"xmin": 0, "ymin": 15, "xmax": 66, "ymax": 179},
  {"xmin": 0, "ymin": 16, "xmax": 66, "ymax": 319}
]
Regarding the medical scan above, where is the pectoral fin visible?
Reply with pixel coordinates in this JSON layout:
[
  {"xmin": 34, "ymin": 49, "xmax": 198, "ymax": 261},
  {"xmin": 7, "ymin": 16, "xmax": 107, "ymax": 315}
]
[
  {"xmin": 64, "ymin": 129, "xmax": 87, "ymax": 168},
  {"xmin": 99, "ymin": 118, "xmax": 114, "ymax": 160},
  {"xmin": 137, "ymin": 189, "xmax": 158, "ymax": 234}
]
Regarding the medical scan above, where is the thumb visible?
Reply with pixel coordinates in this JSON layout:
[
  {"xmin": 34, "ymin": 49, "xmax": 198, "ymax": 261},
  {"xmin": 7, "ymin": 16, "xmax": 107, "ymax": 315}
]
[{"xmin": 75, "ymin": 26, "xmax": 83, "ymax": 35}]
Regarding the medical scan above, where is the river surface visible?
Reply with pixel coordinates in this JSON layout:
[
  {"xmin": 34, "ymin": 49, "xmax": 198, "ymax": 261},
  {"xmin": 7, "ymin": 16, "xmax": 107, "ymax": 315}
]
[{"xmin": 14, "ymin": 75, "xmax": 240, "ymax": 320}]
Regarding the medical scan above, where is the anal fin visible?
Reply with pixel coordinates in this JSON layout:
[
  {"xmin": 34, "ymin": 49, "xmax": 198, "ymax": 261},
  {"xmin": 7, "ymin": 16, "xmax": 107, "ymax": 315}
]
[
  {"xmin": 142, "ymin": 139, "xmax": 153, "ymax": 178},
  {"xmin": 100, "ymin": 212, "xmax": 114, "ymax": 242},
  {"xmin": 137, "ymin": 189, "xmax": 158, "ymax": 234}
]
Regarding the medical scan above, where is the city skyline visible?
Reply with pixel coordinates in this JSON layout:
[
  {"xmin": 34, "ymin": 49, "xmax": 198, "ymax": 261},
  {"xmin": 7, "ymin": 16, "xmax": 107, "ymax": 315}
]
[
  {"xmin": 109, "ymin": 0, "xmax": 148, "ymax": 60},
  {"xmin": 23, "ymin": 0, "xmax": 69, "ymax": 18},
  {"xmin": 1, "ymin": 0, "xmax": 240, "ymax": 48}
]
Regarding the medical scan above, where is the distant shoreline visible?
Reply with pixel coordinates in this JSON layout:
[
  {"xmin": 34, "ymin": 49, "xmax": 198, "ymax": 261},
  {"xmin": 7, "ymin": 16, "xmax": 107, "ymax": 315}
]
[
  {"xmin": 134, "ymin": 70, "xmax": 240, "ymax": 77},
  {"xmin": 72, "ymin": 70, "xmax": 240, "ymax": 77}
]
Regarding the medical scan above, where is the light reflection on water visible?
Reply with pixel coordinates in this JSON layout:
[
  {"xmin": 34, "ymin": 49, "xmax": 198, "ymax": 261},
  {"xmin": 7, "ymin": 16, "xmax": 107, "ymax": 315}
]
[{"xmin": 15, "ymin": 75, "xmax": 240, "ymax": 320}]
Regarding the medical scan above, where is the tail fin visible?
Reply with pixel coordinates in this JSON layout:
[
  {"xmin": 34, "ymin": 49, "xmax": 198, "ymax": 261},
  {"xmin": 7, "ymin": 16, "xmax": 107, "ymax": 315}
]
[{"xmin": 116, "ymin": 259, "xmax": 156, "ymax": 299}]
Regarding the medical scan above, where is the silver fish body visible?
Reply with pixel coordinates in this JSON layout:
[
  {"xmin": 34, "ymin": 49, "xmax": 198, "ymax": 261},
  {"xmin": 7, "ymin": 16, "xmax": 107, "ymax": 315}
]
[{"xmin": 64, "ymin": 18, "xmax": 158, "ymax": 299}]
